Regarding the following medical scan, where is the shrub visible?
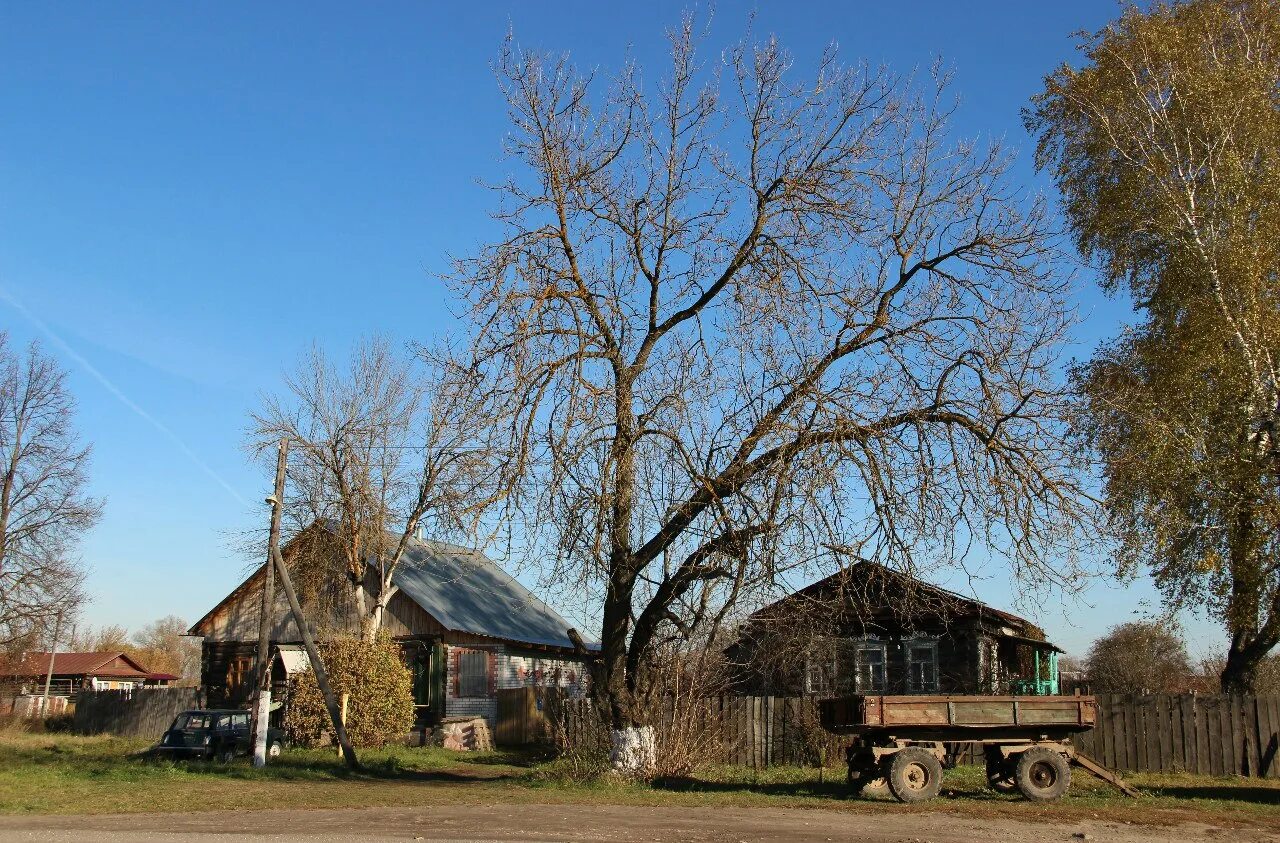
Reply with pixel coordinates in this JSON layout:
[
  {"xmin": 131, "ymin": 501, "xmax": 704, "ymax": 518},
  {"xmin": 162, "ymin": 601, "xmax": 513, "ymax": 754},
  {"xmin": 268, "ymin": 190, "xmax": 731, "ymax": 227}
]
[{"xmin": 284, "ymin": 634, "xmax": 415, "ymax": 748}]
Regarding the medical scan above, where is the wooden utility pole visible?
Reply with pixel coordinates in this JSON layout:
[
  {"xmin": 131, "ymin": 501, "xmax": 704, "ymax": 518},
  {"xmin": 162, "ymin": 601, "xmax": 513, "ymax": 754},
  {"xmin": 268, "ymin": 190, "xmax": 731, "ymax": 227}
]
[
  {"xmin": 251, "ymin": 438, "xmax": 288, "ymax": 767},
  {"xmin": 269, "ymin": 539, "xmax": 359, "ymax": 769},
  {"xmin": 40, "ymin": 612, "xmax": 62, "ymax": 717}
]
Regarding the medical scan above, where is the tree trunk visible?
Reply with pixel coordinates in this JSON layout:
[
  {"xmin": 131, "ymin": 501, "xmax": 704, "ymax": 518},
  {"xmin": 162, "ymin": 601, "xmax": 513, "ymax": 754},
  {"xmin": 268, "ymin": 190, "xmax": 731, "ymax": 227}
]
[
  {"xmin": 597, "ymin": 568, "xmax": 636, "ymax": 730},
  {"xmin": 1221, "ymin": 625, "xmax": 1277, "ymax": 694}
]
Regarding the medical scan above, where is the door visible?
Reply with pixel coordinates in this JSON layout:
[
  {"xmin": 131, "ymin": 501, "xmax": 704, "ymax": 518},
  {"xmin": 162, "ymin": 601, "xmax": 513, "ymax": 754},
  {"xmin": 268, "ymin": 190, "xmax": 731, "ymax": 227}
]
[{"xmin": 408, "ymin": 641, "xmax": 444, "ymax": 725}]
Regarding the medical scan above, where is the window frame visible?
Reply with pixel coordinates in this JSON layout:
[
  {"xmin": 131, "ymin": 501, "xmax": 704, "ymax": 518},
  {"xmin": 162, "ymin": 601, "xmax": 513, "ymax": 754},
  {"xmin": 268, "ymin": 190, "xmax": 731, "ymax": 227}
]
[
  {"xmin": 804, "ymin": 639, "xmax": 837, "ymax": 695},
  {"xmin": 455, "ymin": 648, "xmax": 492, "ymax": 699},
  {"xmin": 906, "ymin": 638, "xmax": 940, "ymax": 693},
  {"xmin": 852, "ymin": 640, "xmax": 887, "ymax": 693}
]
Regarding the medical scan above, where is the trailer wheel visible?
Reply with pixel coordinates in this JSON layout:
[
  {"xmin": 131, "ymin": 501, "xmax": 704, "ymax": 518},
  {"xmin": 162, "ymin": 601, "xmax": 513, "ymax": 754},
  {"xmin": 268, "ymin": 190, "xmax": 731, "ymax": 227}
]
[
  {"xmin": 1014, "ymin": 747, "xmax": 1071, "ymax": 802},
  {"xmin": 847, "ymin": 767, "xmax": 888, "ymax": 796},
  {"xmin": 984, "ymin": 748, "xmax": 1017, "ymax": 793},
  {"xmin": 886, "ymin": 747, "xmax": 943, "ymax": 803}
]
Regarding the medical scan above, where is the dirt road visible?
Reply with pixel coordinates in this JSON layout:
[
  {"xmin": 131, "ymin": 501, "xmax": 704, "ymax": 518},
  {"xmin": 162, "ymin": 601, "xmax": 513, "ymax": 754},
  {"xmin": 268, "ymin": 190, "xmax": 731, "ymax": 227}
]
[{"xmin": 0, "ymin": 804, "xmax": 1270, "ymax": 843}]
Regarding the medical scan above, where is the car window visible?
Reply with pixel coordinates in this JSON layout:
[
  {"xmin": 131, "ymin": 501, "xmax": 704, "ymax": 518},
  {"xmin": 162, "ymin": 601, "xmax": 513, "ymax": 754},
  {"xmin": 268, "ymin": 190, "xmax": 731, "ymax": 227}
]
[
  {"xmin": 173, "ymin": 713, "xmax": 210, "ymax": 730},
  {"xmin": 214, "ymin": 715, "xmax": 230, "ymax": 729},
  {"xmin": 231, "ymin": 714, "xmax": 249, "ymax": 729}
]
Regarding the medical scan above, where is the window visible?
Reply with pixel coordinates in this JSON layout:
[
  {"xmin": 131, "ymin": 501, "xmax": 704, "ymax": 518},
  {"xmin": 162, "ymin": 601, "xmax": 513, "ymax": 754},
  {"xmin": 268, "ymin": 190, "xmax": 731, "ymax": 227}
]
[
  {"xmin": 805, "ymin": 643, "xmax": 836, "ymax": 695},
  {"xmin": 807, "ymin": 638, "xmax": 885, "ymax": 694},
  {"xmin": 173, "ymin": 713, "xmax": 211, "ymax": 730},
  {"xmin": 231, "ymin": 713, "xmax": 249, "ymax": 729},
  {"xmin": 853, "ymin": 643, "xmax": 887, "ymax": 692},
  {"xmin": 456, "ymin": 649, "xmax": 491, "ymax": 698},
  {"xmin": 907, "ymin": 640, "xmax": 939, "ymax": 693}
]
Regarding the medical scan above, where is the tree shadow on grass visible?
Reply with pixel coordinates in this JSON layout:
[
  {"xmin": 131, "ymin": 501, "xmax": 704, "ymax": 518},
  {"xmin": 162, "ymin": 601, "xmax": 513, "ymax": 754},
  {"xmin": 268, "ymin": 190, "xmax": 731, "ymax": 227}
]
[
  {"xmin": 651, "ymin": 775, "xmax": 855, "ymax": 800},
  {"xmin": 1145, "ymin": 785, "xmax": 1280, "ymax": 805}
]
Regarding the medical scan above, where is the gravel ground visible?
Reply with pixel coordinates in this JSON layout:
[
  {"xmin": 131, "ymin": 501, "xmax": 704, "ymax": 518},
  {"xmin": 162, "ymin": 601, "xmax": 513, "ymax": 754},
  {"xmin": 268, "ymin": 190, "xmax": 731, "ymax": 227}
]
[{"xmin": 0, "ymin": 804, "xmax": 1271, "ymax": 843}]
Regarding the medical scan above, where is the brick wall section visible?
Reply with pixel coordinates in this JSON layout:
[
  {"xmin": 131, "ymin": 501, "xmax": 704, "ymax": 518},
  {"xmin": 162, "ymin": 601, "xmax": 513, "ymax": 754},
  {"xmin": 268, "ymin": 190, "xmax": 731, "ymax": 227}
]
[{"xmin": 444, "ymin": 643, "xmax": 588, "ymax": 728}]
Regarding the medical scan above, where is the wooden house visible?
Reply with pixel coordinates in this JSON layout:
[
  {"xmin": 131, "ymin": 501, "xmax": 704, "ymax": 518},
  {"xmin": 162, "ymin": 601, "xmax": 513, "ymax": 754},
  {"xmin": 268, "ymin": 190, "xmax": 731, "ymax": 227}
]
[
  {"xmin": 188, "ymin": 527, "xmax": 592, "ymax": 730},
  {"xmin": 1, "ymin": 651, "xmax": 175, "ymax": 698},
  {"xmin": 727, "ymin": 562, "xmax": 1061, "ymax": 697}
]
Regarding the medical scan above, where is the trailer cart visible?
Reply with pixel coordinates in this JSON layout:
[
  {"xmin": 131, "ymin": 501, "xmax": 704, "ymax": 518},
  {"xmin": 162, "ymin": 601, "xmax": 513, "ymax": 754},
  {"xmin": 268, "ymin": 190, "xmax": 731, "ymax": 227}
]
[{"xmin": 818, "ymin": 694, "xmax": 1137, "ymax": 803}]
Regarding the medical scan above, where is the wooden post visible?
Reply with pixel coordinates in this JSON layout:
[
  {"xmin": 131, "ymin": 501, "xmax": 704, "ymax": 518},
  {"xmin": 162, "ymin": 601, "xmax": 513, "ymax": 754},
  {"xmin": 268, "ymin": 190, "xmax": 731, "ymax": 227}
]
[
  {"xmin": 40, "ymin": 612, "xmax": 62, "ymax": 717},
  {"xmin": 269, "ymin": 540, "xmax": 359, "ymax": 769},
  {"xmin": 252, "ymin": 438, "xmax": 288, "ymax": 768}
]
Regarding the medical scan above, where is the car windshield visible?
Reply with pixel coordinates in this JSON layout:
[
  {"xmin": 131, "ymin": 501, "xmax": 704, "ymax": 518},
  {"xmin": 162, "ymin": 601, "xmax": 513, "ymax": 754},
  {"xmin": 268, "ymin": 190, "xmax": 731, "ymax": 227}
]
[{"xmin": 172, "ymin": 713, "xmax": 211, "ymax": 730}]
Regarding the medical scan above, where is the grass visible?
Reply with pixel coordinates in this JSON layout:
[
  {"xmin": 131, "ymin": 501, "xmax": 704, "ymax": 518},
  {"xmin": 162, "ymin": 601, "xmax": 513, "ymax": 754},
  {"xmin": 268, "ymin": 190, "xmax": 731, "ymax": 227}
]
[{"xmin": 0, "ymin": 731, "xmax": 1276, "ymax": 829}]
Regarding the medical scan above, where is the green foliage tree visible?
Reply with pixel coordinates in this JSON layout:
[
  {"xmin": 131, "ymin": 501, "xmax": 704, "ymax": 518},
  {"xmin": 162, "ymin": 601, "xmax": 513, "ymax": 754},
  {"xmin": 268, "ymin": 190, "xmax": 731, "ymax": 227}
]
[
  {"xmin": 284, "ymin": 634, "xmax": 415, "ymax": 748},
  {"xmin": 1027, "ymin": 0, "xmax": 1280, "ymax": 692},
  {"xmin": 1085, "ymin": 621, "xmax": 1194, "ymax": 693}
]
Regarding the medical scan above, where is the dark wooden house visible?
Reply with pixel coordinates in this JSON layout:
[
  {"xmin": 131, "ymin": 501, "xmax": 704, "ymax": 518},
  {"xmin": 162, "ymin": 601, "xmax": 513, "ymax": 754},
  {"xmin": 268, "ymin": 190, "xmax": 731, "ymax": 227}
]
[
  {"xmin": 189, "ymin": 527, "xmax": 592, "ymax": 730},
  {"xmin": 728, "ymin": 562, "xmax": 1061, "ymax": 697}
]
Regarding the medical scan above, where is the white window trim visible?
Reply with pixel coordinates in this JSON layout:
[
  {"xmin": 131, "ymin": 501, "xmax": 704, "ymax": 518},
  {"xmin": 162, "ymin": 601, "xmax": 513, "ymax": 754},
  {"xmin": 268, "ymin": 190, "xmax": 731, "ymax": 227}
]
[
  {"xmin": 853, "ymin": 640, "xmax": 887, "ymax": 693},
  {"xmin": 906, "ymin": 638, "xmax": 940, "ymax": 693}
]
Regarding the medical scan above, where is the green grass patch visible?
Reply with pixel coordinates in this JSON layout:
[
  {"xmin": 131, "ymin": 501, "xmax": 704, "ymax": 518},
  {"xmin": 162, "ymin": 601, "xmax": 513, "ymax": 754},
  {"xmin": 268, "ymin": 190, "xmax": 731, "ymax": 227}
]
[{"xmin": 0, "ymin": 732, "xmax": 1275, "ymax": 829}]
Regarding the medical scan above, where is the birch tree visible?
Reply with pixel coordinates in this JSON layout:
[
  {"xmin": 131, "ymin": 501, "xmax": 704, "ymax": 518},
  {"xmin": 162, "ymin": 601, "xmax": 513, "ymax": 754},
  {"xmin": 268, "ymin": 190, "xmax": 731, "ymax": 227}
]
[
  {"xmin": 1028, "ymin": 0, "xmax": 1280, "ymax": 692},
  {"xmin": 457, "ymin": 21, "xmax": 1093, "ymax": 766},
  {"xmin": 251, "ymin": 338, "xmax": 503, "ymax": 642},
  {"xmin": 0, "ymin": 335, "xmax": 98, "ymax": 649}
]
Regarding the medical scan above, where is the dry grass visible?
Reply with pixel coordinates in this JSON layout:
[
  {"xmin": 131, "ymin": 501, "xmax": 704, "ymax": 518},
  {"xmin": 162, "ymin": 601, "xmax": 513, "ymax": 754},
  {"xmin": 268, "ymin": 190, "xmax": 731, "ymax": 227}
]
[{"xmin": 0, "ymin": 732, "xmax": 1275, "ymax": 830}]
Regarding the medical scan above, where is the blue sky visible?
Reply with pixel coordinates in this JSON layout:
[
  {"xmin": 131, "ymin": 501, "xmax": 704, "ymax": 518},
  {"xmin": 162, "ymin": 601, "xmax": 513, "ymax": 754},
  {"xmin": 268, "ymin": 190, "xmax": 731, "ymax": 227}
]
[{"xmin": 0, "ymin": 1, "xmax": 1224, "ymax": 659}]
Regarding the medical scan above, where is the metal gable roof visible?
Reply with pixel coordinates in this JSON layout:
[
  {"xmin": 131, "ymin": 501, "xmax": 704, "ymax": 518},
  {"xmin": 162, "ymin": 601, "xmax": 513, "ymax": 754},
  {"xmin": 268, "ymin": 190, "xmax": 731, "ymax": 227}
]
[
  {"xmin": 391, "ymin": 537, "xmax": 583, "ymax": 650},
  {"xmin": 12, "ymin": 651, "xmax": 152, "ymax": 678}
]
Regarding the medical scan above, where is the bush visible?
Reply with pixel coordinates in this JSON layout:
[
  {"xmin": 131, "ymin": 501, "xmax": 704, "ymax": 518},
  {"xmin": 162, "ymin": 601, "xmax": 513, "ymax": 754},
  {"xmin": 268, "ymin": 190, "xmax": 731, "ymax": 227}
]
[{"xmin": 284, "ymin": 634, "xmax": 415, "ymax": 748}]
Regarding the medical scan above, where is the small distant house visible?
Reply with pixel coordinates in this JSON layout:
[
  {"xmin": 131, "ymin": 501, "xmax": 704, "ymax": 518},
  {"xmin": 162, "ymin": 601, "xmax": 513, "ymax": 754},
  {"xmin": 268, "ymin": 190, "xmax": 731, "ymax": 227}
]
[
  {"xmin": 728, "ymin": 562, "xmax": 1061, "ymax": 697},
  {"xmin": 189, "ymin": 526, "xmax": 593, "ymax": 731},
  {"xmin": 1, "ymin": 651, "xmax": 176, "ymax": 698}
]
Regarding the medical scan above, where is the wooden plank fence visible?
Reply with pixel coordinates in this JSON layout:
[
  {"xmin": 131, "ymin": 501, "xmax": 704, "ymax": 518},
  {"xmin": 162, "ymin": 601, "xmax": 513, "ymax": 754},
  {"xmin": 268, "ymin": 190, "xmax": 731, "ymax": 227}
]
[
  {"xmin": 529, "ymin": 692, "xmax": 1280, "ymax": 776},
  {"xmin": 73, "ymin": 687, "xmax": 203, "ymax": 738},
  {"xmin": 1074, "ymin": 693, "xmax": 1280, "ymax": 777}
]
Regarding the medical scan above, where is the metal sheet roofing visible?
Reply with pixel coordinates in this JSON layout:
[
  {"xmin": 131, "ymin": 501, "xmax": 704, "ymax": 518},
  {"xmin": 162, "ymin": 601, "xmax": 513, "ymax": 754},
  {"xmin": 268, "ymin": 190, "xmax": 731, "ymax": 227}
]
[
  {"xmin": 11, "ymin": 651, "xmax": 152, "ymax": 678},
  {"xmin": 391, "ymin": 537, "xmax": 584, "ymax": 650}
]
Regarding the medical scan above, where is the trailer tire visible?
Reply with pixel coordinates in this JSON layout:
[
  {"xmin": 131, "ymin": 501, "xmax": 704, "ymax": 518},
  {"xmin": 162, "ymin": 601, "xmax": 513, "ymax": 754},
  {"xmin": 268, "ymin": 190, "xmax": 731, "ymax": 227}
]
[
  {"xmin": 847, "ymin": 767, "xmax": 888, "ymax": 796},
  {"xmin": 984, "ymin": 748, "xmax": 1017, "ymax": 793},
  {"xmin": 1014, "ymin": 747, "xmax": 1071, "ymax": 802},
  {"xmin": 886, "ymin": 747, "xmax": 944, "ymax": 803}
]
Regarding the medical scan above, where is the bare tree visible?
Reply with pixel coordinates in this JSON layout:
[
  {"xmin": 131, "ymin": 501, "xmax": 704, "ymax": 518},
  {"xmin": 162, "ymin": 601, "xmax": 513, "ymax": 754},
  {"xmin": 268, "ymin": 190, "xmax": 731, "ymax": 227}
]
[
  {"xmin": 456, "ymin": 20, "xmax": 1094, "ymax": 768},
  {"xmin": 132, "ymin": 615, "xmax": 201, "ymax": 679},
  {"xmin": 251, "ymin": 337, "xmax": 503, "ymax": 642},
  {"xmin": 0, "ymin": 335, "xmax": 98, "ymax": 650}
]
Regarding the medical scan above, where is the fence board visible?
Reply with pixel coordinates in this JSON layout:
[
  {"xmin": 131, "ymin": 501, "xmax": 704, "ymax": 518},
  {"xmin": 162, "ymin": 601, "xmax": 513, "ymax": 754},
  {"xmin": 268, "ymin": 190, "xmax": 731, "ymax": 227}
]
[
  {"xmin": 1140, "ymin": 695, "xmax": 1155, "ymax": 771},
  {"xmin": 534, "ymin": 692, "xmax": 1280, "ymax": 776},
  {"xmin": 1264, "ymin": 697, "xmax": 1280, "ymax": 778},
  {"xmin": 73, "ymin": 687, "xmax": 202, "ymax": 738},
  {"xmin": 1154, "ymin": 694, "xmax": 1171, "ymax": 772},
  {"xmin": 1169, "ymin": 694, "xmax": 1186, "ymax": 772}
]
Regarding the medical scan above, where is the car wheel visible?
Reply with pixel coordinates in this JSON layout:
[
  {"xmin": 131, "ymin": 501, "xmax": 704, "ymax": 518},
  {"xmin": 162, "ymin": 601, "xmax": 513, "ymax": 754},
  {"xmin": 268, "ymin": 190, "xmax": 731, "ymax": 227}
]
[
  {"xmin": 1014, "ymin": 747, "xmax": 1071, "ymax": 802},
  {"xmin": 218, "ymin": 746, "xmax": 237, "ymax": 764},
  {"xmin": 268, "ymin": 741, "xmax": 282, "ymax": 758}
]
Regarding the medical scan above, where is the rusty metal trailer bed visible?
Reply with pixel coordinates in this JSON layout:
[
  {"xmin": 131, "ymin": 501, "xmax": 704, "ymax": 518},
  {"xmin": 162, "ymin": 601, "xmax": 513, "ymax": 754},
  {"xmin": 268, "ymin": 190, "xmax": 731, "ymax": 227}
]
[{"xmin": 819, "ymin": 694, "xmax": 1137, "ymax": 803}]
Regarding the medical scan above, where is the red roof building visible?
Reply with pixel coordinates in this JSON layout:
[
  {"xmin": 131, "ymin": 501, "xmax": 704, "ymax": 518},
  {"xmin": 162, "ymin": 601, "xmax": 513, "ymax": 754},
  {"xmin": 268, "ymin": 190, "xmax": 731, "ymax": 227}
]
[{"xmin": 1, "ymin": 651, "xmax": 172, "ymax": 697}]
